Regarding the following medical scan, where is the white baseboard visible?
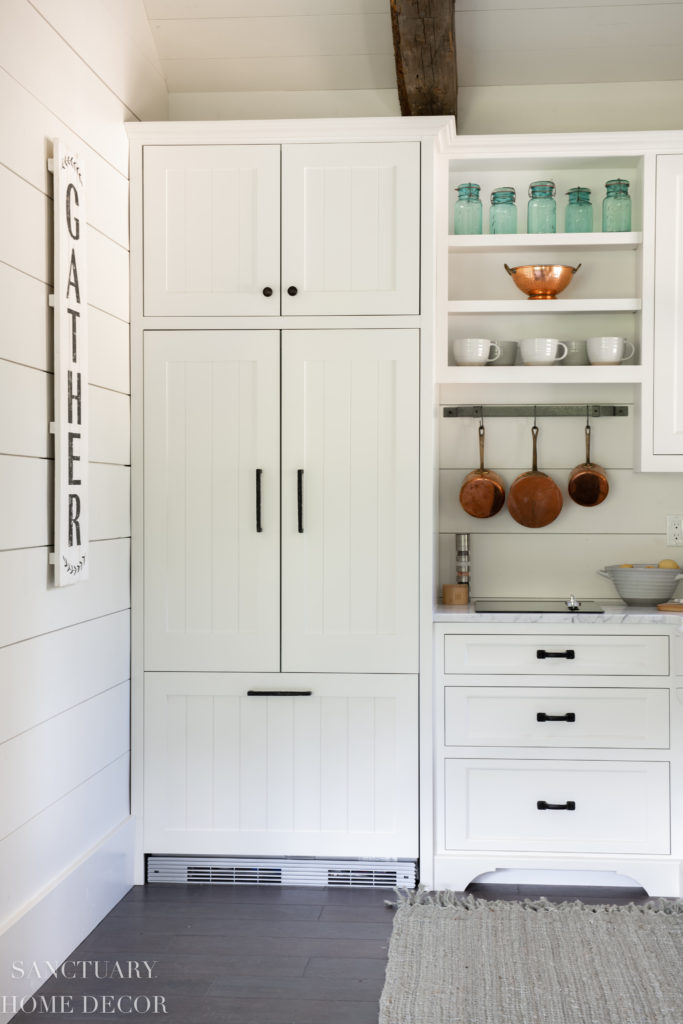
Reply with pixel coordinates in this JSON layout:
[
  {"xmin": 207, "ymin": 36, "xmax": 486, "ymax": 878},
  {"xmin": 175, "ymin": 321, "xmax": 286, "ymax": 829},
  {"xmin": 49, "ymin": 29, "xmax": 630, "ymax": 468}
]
[{"xmin": 0, "ymin": 817, "xmax": 135, "ymax": 1023}]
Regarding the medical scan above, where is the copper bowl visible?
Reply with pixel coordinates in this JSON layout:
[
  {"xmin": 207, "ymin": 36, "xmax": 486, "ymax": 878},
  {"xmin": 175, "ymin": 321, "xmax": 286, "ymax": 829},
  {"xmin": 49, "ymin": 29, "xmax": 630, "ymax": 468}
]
[{"xmin": 504, "ymin": 263, "xmax": 581, "ymax": 300}]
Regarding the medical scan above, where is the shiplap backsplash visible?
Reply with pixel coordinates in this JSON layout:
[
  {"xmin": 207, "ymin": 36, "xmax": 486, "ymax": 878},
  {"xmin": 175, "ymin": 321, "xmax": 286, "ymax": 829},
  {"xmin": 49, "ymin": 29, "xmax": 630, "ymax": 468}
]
[
  {"xmin": 0, "ymin": 2, "xmax": 166, "ymax": 1015},
  {"xmin": 438, "ymin": 382, "xmax": 683, "ymax": 602}
]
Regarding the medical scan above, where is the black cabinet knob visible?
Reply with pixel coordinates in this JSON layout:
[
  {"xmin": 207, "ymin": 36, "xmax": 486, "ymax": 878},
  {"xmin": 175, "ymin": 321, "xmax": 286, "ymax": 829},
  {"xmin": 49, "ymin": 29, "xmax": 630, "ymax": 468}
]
[
  {"xmin": 262, "ymin": 286, "xmax": 273, "ymax": 297},
  {"xmin": 287, "ymin": 286, "xmax": 298, "ymax": 296}
]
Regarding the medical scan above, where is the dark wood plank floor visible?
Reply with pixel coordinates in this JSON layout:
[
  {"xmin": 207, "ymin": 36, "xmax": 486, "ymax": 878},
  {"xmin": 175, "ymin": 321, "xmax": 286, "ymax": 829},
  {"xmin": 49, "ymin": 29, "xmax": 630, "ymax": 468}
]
[{"xmin": 10, "ymin": 882, "xmax": 651, "ymax": 1023}]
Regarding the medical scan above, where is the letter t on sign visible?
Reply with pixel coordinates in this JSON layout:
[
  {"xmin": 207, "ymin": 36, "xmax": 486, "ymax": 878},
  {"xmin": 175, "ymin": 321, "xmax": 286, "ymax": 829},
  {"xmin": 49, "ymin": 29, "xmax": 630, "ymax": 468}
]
[{"xmin": 48, "ymin": 139, "xmax": 89, "ymax": 585}]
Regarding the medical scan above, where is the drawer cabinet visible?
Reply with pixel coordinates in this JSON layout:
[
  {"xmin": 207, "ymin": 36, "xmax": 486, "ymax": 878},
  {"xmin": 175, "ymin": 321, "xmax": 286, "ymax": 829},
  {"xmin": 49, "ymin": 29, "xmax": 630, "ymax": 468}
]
[
  {"xmin": 145, "ymin": 672, "xmax": 419, "ymax": 858},
  {"xmin": 444, "ymin": 686, "xmax": 670, "ymax": 748},
  {"xmin": 444, "ymin": 759, "xmax": 670, "ymax": 855},
  {"xmin": 443, "ymin": 633, "xmax": 669, "ymax": 676},
  {"xmin": 434, "ymin": 624, "xmax": 681, "ymax": 896}
]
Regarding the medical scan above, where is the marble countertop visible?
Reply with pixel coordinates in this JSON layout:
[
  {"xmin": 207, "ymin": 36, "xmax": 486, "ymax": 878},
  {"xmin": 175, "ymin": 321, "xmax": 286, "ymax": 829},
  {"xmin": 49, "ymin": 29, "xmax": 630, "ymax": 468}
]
[{"xmin": 434, "ymin": 602, "xmax": 683, "ymax": 626}]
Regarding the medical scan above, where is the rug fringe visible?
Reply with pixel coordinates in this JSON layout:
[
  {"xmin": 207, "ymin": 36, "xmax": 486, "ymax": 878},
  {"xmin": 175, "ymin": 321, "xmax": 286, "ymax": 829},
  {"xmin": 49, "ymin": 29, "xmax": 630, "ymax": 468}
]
[{"xmin": 393, "ymin": 887, "xmax": 683, "ymax": 916}]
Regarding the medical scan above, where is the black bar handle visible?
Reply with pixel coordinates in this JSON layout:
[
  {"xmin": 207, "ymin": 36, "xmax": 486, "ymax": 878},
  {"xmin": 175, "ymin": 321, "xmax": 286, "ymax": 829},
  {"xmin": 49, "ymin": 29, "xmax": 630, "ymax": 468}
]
[
  {"xmin": 537, "ymin": 800, "xmax": 576, "ymax": 811},
  {"xmin": 537, "ymin": 649, "xmax": 575, "ymax": 660},
  {"xmin": 537, "ymin": 712, "xmax": 576, "ymax": 723},
  {"xmin": 247, "ymin": 690, "xmax": 313, "ymax": 697},
  {"xmin": 297, "ymin": 469, "xmax": 304, "ymax": 533},
  {"xmin": 255, "ymin": 468, "xmax": 263, "ymax": 533}
]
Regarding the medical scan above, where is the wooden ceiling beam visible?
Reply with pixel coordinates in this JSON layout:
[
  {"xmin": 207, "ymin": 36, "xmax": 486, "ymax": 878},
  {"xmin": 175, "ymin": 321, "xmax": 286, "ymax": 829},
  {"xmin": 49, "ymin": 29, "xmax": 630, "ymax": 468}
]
[{"xmin": 390, "ymin": 0, "xmax": 457, "ymax": 118}]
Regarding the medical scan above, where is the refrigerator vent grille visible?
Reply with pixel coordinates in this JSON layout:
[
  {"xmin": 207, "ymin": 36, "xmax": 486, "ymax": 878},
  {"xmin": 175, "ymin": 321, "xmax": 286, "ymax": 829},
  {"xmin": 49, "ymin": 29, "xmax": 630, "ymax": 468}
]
[{"xmin": 147, "ymin": 856, "xmax": 416, "ymax": 889}]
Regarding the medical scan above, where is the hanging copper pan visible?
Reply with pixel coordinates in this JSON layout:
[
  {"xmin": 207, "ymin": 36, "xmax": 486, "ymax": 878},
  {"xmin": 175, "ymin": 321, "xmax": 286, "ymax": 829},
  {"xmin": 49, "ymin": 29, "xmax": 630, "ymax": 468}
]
[
  {"xmin": 507, "ymin": 424, "xmax": 563, "ymax": 528},
  {"xmin": 568, "ymin": 424, "xmax": 609, "ymax": 507},
  {"xmin": 459, "ymin": 424, "xmax": 506, "ymax": 518}
]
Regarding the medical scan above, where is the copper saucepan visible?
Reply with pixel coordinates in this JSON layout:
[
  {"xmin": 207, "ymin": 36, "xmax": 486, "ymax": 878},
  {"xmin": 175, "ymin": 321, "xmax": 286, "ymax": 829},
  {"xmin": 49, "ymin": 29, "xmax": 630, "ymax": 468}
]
[
  {"xmin": 507, "ymin": 424, "xmax": 563, "ymax": 528},
  {"xmin": 568, "ymin": 424, "xmax": 609, "ymax": 507},
  {"xmin": 459, "ymin": 424, "xmax": 506, "ymax": 519}
]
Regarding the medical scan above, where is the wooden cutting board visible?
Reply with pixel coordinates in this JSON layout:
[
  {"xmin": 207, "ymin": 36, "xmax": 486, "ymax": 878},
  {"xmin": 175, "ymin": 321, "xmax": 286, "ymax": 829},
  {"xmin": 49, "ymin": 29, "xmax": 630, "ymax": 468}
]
[{"xmin": 656, "ymin": 602, "xmax": 683, "ymax": 612}]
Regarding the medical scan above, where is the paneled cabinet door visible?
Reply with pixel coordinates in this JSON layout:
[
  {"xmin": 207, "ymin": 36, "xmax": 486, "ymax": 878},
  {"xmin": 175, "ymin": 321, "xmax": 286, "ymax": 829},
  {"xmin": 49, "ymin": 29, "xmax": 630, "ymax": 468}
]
[
  {"xmin": 144, "ymin": 331, "xmax": 280, "ymax": 671},
  {"xmin": 281, "ymin": 329, "xmax": 419, "ymax": 673},
  {"xmin": 653, "ymin": 154, "xmax": 683, "ymax": 455},
  {"xmin": 143, "ymin": 672, "xmax": 418, "ymax": 858},
  {"xmin": 281, "ymin": 142, "xmax": 421, "ymax": 315},
  {"xmin": 143, "ymin": 145, "xmax": 280, "ymax": 316}
]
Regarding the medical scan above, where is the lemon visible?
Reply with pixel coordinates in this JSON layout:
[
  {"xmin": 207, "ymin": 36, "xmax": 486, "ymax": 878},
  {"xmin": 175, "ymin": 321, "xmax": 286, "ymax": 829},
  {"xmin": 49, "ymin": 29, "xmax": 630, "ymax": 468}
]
[
  {"xmin": 619, "ymin": 563, "xmax": 633, "ymax": 568},
  {"xmin": 658, "ymin": 559, "xmax": 680, "ymax": 569}
]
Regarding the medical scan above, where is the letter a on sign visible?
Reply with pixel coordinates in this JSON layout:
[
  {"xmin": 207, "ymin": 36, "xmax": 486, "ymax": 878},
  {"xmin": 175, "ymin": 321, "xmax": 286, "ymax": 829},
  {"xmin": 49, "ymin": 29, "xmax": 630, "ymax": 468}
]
[{"xmin": 48, "ymin": 140, "xmax": 88, "ymax": 585}]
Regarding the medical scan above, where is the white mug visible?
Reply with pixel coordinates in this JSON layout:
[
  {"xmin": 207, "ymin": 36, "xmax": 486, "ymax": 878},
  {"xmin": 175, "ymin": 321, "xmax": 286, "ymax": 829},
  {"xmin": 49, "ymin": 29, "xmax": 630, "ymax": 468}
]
[
  {"xmin": 586, "ymin": 336, "xmax": 636, "ymax": 365},
  {"xmin": 452, "ymin": 337, "xmax": 501, "ymax": 366},
  {"xmin": 520, "ymin": 337, "xmax": 568, "ymax": 366}
]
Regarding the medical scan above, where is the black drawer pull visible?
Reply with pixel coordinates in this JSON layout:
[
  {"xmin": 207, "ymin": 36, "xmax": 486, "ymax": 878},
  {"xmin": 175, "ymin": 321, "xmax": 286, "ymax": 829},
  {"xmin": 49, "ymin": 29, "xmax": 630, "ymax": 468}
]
[
  {"xmin": 255, "ymin": 468, "xmax": 263, "ymax": 533},
  {"xmin": 247, "ymin": 690, "xmax": 313, "ymax": 697},
  {"xmin": 287, "ymin": 285, "xmax": 298, "ymax": 296},
  {"xmin": 537, "ymin": 649, "xmax": 575, "ymax": 660},
  {"xmin": 297, "ymin": 469, "xmax": 304, "ymax": 533},
  {"xmin": 262, "ymin": 286, "xmax": 273, "ymax": 297},
  {"xmin": 537, "ymin": 712, "xmax": 576, "ymax": 723},
  {"xmin": 537, "ymin": 800, "xmax": 576, "ymax": 811}
]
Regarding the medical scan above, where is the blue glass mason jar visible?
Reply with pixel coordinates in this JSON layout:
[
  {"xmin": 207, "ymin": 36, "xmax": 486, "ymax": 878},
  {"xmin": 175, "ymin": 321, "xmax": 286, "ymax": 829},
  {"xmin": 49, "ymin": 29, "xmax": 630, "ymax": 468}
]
[
  {"xmin": 565, "ymin": 187, "xmax": 593, "ymax": 232},
  {"xmin": 527, "ymin": 180, "xmax": 556, "ymax": 233},
  {"xmin": 602, "ymin": 178, "xmax": 631, "ymax": 232},
  {"xmin": 489, "ymin": 187, "xmax": 517, "ymax": 234},
  {"xmin": 453, "ymin": 182, "xmax": 482, "ymax": 234}
]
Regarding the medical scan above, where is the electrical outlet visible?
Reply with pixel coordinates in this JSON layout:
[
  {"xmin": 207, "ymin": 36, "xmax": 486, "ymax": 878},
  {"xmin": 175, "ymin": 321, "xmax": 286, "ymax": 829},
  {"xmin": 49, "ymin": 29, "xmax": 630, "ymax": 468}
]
[{"xmin": 666, "ymin": 515, "xmax": 683, "ymax": 546}]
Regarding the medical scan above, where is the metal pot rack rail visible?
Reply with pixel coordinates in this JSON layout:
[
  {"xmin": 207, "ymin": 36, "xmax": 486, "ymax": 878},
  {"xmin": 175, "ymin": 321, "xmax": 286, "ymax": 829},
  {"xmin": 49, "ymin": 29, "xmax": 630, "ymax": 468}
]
[{"xmin": 443, "ymin": 404, "xmax": 629, "ymax": 419}]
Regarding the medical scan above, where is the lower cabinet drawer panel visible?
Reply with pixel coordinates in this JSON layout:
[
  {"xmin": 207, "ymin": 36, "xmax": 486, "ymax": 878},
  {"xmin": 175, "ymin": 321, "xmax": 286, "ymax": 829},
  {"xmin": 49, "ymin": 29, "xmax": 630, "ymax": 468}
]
[
  {"xmin": 443, "ymin": 634, "xmax": 669, "ymax": 676},
  {"xmin": 444, "ymin": 687, "xmax": 670, "ymax": 748},
  {"xmin": 444, "ymin": 759, "xmax": 670, "ymax": 854}
]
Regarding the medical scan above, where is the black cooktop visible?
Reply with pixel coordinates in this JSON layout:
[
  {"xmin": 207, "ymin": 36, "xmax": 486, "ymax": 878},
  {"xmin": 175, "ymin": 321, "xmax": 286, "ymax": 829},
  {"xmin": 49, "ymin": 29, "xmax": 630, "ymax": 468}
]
[{"xmin": 474, "ymin": 599, "xmax": 604, "ymax": 614}]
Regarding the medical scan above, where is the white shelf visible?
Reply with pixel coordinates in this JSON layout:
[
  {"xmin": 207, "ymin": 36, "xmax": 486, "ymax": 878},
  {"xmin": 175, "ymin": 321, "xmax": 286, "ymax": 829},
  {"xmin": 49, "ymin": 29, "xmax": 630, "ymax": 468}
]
[
  {"xmin": 437, "ymin": 365, "xmax": 644, "ymax": 385},
  {"xmin": 447, "ymin": 232, "xmax": 642, "ymax": 253},
  {"xmin": 447, "ymin": 299, "xmax": 642, "ymax": 314}
]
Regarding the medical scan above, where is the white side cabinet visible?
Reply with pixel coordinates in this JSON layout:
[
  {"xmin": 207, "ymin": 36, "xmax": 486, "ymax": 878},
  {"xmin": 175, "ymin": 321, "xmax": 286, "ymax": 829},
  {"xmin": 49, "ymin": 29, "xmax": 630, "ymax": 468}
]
[
  {"xmin": 143, "ymin": 141, "xmax": 420, "ymax": 316},
  {"xmin": 652, "ymin": 153, "xmax": 683, "ymax": 459},
  {"xmin": 144, "ymin": 672, "xmax": 418, "ymax": 858},
  {"xmin": 433, "ymin": 623, "xmax": 683, "ymax": 897}
]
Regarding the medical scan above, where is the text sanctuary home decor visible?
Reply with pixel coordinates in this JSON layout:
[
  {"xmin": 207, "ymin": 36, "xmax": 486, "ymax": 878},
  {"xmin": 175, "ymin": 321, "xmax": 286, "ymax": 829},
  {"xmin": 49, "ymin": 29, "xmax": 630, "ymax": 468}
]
[{"xmin": 48, "ymin": 139, "xmax": 88, "ymax": 586}]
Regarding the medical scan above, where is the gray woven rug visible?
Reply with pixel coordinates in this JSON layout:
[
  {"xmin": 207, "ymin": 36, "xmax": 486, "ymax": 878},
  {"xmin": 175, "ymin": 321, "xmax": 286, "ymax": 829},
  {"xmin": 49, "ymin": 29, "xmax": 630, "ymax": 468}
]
[{"xmin": 379, "ymin": 891, "xmax": 683, "ymax": 1024}]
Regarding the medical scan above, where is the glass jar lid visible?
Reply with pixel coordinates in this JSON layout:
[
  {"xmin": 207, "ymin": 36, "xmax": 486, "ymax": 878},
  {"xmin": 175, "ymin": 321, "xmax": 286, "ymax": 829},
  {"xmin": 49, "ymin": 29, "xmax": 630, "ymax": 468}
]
[
  {"xmin": 491, "ymin": 186, "xmax": 516, "ymax": 203},
  {"xmin": 605, "ymin": 178, "xmax": 630, "ymax": 193},
  {"xmin": 529, "ymin": 180, "xmax": 556, "ymax": 197},
  {"xmin": 455, "ymin": 182, "xmax": 481, "ymax": 198},
  {"xmin": 567, "ymin": 186, "xmax": 591, "ymax": 202}
]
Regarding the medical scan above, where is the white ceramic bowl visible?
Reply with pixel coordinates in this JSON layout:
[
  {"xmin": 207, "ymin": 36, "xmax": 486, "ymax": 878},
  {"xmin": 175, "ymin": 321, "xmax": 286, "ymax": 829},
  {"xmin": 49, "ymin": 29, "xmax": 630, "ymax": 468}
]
[{"xmin": 598, "ymin": 563, "xmax": 683, "ymax": 605}]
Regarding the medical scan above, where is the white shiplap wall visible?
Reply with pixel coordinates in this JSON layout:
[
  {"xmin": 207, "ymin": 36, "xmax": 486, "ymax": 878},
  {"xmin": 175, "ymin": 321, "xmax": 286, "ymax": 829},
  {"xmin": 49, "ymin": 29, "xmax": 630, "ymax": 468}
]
[
  {"xmin": 0, "ymin": 1, "xmax": 166, "ymax": 1014},
  {"xmin": 439, "ymin": 382, "xmax": 683, "ymax": 602}
]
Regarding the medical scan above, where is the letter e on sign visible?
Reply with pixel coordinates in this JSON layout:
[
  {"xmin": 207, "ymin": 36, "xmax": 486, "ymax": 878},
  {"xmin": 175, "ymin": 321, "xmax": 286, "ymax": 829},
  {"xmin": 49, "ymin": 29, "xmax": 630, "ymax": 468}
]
[{"xmin": 48, "ymin": 140, "xmax": 88, "ymax": 585}]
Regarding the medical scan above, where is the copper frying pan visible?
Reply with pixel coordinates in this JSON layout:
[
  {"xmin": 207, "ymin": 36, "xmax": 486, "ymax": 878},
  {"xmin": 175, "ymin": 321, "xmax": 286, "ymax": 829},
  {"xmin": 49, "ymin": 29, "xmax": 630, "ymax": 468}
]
[
  {"xmin": 459, "ymin": 424, "xmax": 506, "ymax": 518},
  {"xmin": 568, "ymin": 424, "xmax": 609, "ymax": 507},
  {"xmin": 507, "ymin": 424, "xmax": 563, "ymax": 528}
]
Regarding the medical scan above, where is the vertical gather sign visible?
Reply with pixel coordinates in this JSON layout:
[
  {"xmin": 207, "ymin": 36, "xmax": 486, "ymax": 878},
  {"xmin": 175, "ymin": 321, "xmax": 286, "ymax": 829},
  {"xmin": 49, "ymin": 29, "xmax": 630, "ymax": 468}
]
[{"xmin": 48, "ymin": 140, "xmax": 88, "ymax": 585}]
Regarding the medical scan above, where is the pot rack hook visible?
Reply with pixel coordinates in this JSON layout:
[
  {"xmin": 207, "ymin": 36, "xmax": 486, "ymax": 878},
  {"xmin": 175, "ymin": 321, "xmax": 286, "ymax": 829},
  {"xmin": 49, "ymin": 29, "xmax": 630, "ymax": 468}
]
[
  {"xmin": 586, "ymin": 404, "xmax": 590, "ymax": 427},
  {"xmin": 533, "ymin": 405, "xmax": 537, "ymax": 427}
]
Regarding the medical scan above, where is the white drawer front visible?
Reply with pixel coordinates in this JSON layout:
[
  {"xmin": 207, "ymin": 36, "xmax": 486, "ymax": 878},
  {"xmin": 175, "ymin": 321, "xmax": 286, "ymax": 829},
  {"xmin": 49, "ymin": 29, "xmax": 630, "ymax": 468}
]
[
  {"xmin": 444, "ymin": 687, "xmax": 670, "ymax": 749},
  {"xmin": 443, "ymin": 634, "xmax": 669, "ymax": 676},
  {"xmin": 444, "ymin": 759, "xmax": 670, "ymax": 855}
]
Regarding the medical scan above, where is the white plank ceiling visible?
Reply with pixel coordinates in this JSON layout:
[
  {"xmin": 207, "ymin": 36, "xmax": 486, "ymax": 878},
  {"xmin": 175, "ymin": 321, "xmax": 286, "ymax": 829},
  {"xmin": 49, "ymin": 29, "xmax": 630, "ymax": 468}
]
[{"xmin": 143, "ymin": 0, "xmax": 683, "ymax": 94}]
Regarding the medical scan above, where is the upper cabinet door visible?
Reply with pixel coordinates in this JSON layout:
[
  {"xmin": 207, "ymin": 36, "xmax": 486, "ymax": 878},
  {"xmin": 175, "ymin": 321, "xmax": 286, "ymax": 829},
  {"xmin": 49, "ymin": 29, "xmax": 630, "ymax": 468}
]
[
  {"xmin": 281, "ymin": 143, "xmax": 421, "ymax": 316},
  {"xmin": 143, "ymin": 145, "xmax": 280, "ymax": 316},
  {"xmin": 144, "ymin": 331, "xmax": 280, "ymax": 671},
  {"xmin": 653, "ymin": 154, "xmax": 683, "ymax": 456},
  {"xmin": 281, "ymin": 329, "xmax": 419, "ymax": 673}
]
